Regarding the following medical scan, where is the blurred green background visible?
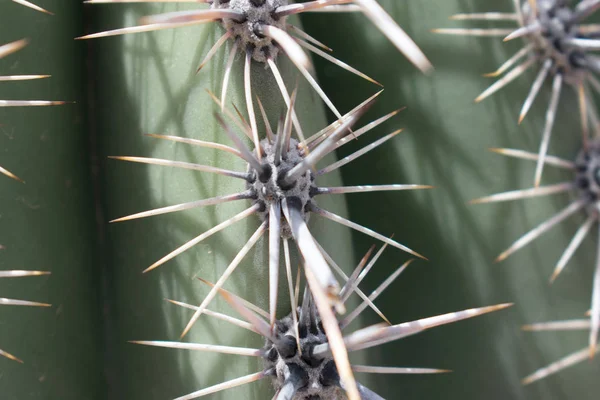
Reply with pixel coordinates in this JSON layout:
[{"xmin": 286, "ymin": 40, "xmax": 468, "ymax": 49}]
[{"xmin": 0, "ymin": 0, "xmax": 598, "ymax": 399}]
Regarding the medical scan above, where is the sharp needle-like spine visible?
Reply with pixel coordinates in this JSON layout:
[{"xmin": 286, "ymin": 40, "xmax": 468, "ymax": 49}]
[
  {"xmin": 504, "ymin": 22, "xmax": 543, "ymax": 41},
  {"xmin": 0, "ymin": 298, "xmax": 51, "ymax": 307},
  {"xmin": 450, "ymin": 12, "xmax": 519, "ymax": 21},
  {"xmin": 303, "ymin": 258, "xmax": 361, "ymax": 400},
  {"xmin": 244, "ymin": 51, "xmax": 262, "ymax": 159},
  {"xmin": 197, "ymin": 31, "xmax": 232, "ymax": 73},
  {"xmin": 0, "ymin": 100, "xmax": 68, "ymax": 107},
  {"xmin": 534, "ymin": 73, "xmax": 563, "ymax": 187},
  {"xmin": 269, "ymin": 203, "xmax": 281, "ymax": 329},
  {"xmin": 110, "ymin": 191, "xmax": 252, "ymax": 223},
  {"xmin": 214, "ymin": 113, "xmax": 264, "ymax": 174},
  {"xmin": 0, "ymin": 166, "xmax": 23, "ymax": 182},
  {"xmin": 85, "ymin": 0, "xmax": 210, "ymax": 2},
  {"xmin": 432, "ymin": 28, "xmax": 515, "ymax": 36},
  {"xmin": 76, "ymin": 20, "xmax": 215, "ymax": 39},
  {"xmin": 144, "ymin": 133, "xmax": 242, "ymax": 158},
  {"xmin": 143, "ymin": 204, "xmax": 259, "ymax": 273},
  {"xmin": 484, "ymin": 44, "xmax": 533, "ymax": 77},
  {"xmin": 523, "ymin": 319, "xmax": 591, "ymax": 331},
  {"xmin": 0, "ymin": 348, "xmax": 23, "ymax": 363},
  {"xmin": 318, "ymin": 130, "xmax": 401, "ymax": 175},
  {"xmin": 496, "ymin": 200, "xmax": 585, "ymax": 263},
  {"xmin": 340, "ymin": 260, "xmax": 413, "ymax": 329},
  {"xmin": 130, "ymin": 340, "xmax": 262, "ymax": 357},
  {"xmin": 470, "ymin": 183, "xmax": 573, "ymax": 205},
  {"xmin": 579, "ymin": 83, "xmax": 590, "ymax": 149},
  {"xmin": 0, "ymin": 270, "xmax": 49, "ymax": 278},
  {"xmin": 519, "ymin": 59, "xmax": 552, "ymax": 124},
  {"xmin": 274, "ymin": 0, "xmax": 354, "ymax": 18},
  {"xmin": 296, "ymin": 39, "xmax": 381, "ymax": 87},
  {"xmin": 310, "ymin": 205, "xmax": 426, "ymax": 260},
  {"xmin": 197, "ymin": 277, "xmax": 271, "ymax": 320},
  {"xmin": 12, "ymin": 0, "xmax": 53, "ymax": 14},
  {"xmin": 180, "ymin": 222, "xmax": 267, "ymax": 338},
  {"xmin": 341, "ymin": 304, "xmax": 513, "ymax": 353},
  {"xmin": 590, "ymin": 224, "xmax": 600, "ymax": 356},
  {"xmin": 282, "ymin": 198, "xmax": 340, "ymax": 300},
  {"xmin": 256, "ymin": 96, "xmax": 274, "ymax": 143},
  {"xmin": 108, "ymin": 156, "xmax": 250, "ymax": 180},
  {"xmin": 551, "ymin": 214, "xmax": 596, "ymax": 283},
  {"xmin": 475, "ymin": 58, "xmax": 536, "ymax": 103},
  {"xmin": 287, "ymin": 25, "xmax": 331, "ymax": 52},
  {"xmin": 173, "ymin": 371, "xmax": 267, "ymax": 400},
  {"xmin": 221, "ymin": 40, "xmax": 239, "ymax": 112},
  {"xmin": 353, "ymin": 0, "xmax": 432, "ymax": 73},
  {"xmin": 139, "ymin": 9, "xmax": 244, "ymax": 25},
  {"xmin": 317, "ymin": 185, "xmax": 433, "ymax": 195},
  {"xmin": 166, "ymin": 299, "xmax": 257, "ymax": 333},
  {"xmin": 328, "ymin": 108, "xmax": 404, "ymax": 152},
  {"xmin": 302, "ymin": 90, "xmax": 383, "ymax": 147},
  {"xmin": 284, "ymin": 100, "xmax": 371, "ymax": 184},
  {"xmin": 351, "ymin": 365, "xmax": 451, "ymax": 374},
  {"xmin": 317, "ymin": 243, "xmax": 389, "ymax": 324},
  {"xmin": 523, "ymin": 347, "xmax": 600, "ymax": 385},
  {"xmin": 257, "ymin": 25, "xmax": 311, "ymax": 72},
  {"xmin": 267, "ymin": 59, "xmax": 305, "ymax": 143},
  {"xmin": 218, "ymin": 283, "xmax": 277, "ymax": 343},
  {"xmin": 0, "ymin": 39, "xmax": 28, "ymax": 59},
  {"xmin": 283, "ymin": 238, "xmax": 301, "ymax": 354},
  {"xmin": 339, "ymin": 246, "xmax": 376, "ymax": 302},
  {"xmin": 343, "ymin": 244, "xmax": 387, "ymax": 303},
  {"xmin": 488, "ymin": 148, "xmax": 575, "ymax": 170},
  {"xmin": 0, "ymin": 75, "xmax": 49, "ymax": 81}
]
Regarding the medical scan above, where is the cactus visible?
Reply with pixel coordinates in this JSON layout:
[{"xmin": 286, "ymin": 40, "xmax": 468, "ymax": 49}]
[{"xmin": 3, "ymin": 0, "xmax": 600, "ymax": 399}]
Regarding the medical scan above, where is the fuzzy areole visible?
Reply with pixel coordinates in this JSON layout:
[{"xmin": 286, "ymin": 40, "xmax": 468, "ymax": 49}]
[
  {"xmin": 263, "ymin": 310, "xmax": 345, "ymax": 400},
  {"xmin": 248, "ymin": 138, "xmax": 316, "ymax": 238},
  {"xmin": 575, "ymin": 139, "xmax": 600, "ymax": 213},
  {"xmin": 213, "ymin": 0, "xmax": 288, "ymax": 62},
  {"xmin": 522, "ymin": 0, "xmax": 591, "ymax": 83}
]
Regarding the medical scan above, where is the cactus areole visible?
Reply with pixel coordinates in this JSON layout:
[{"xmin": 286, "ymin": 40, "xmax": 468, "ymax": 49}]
[
  {"xmin": 213, "ymin": 0, "xmax": 288, "ymax": 62},
  {"xmin": 248, "ymin": 138, "xmax": 315, "ymax": 238},
  {"xmin": 263, "ymin": 308, "xmax": 345, "ymax": 400},
  {"xmin": 522, "ymin": 0, "xmax": 596, "ymax": 83}
]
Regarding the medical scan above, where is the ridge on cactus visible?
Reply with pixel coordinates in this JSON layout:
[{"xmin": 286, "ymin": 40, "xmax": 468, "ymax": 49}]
[
  {"xmin": 108, "ymin": 90, "xmax": 433, "ymax": 359},
  {"xmin": 0, "ymin": 39, "xmax": 69, "ymax": 181},
  {"xmin": 131, "ymin": 246, "xmax": 511, "ymax": 400},
  {"xmin": 471, "ymin": 136, "xmax": 600, "ymax": 362},
  {"xmin": 78, "ymin": 0, "xmax": 431, "ymax": 149},
  {"xmin": 435, "ymin": 0, "xmax": 600, "ymax": 187}
]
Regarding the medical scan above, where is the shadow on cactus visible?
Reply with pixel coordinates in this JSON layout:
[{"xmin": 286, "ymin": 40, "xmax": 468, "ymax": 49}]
[
  {"xmin": 471, "ymin": 133, "xmax": 600, "ymax": 383},
  {"xmin": 435, "ymin": 0, "xmax": 600, "ymax": 187},
  {"xmin": 130, "ymin": 246, "xmax": 511, "ymax": 400}
]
